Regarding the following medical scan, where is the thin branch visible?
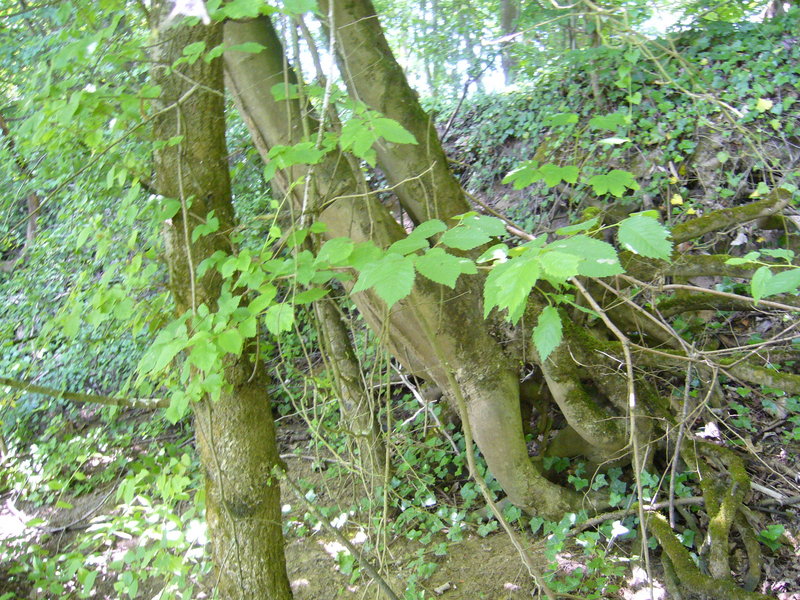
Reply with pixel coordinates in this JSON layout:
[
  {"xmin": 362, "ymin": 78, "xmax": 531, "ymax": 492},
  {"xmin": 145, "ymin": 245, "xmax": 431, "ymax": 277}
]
[{"xmin": 0, "ymin": 376, "xmax": 167, "ymax": 409}]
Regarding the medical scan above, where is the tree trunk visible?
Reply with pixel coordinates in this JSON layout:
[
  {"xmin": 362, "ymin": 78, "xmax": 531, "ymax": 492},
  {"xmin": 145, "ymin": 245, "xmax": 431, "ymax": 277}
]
[
  {"xmin": 224, "ymin": 14, "xmax": 582, "ymax": 518},
  {"xmin": 150, "ymin": 7, "xmax": 292, "ymax": 599},
  {"xmin": 500, "ymin": 0, "xmax": 520, "ymax": 86}
]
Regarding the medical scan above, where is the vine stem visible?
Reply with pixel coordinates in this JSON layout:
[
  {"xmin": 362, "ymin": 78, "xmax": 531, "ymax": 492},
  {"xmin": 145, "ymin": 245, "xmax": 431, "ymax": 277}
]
[{"xmin": 570, "ymin": 277, "xmax": 654, "ymax": 598}]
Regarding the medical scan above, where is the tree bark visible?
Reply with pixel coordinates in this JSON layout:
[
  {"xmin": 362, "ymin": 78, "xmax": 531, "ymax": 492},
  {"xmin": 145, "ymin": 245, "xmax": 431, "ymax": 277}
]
[
  {"xmin": 150, "ymin": 7, "xmax": 292, "ymax": 599},
  {"xmin": 224, "ymin": 14, "xmax": 582, "ymax": 518}
]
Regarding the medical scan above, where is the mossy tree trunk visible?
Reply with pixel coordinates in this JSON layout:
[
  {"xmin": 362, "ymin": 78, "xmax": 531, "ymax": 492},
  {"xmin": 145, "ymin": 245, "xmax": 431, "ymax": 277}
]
[
  {"xmin": 150, "ymin": 7, "xmax": 292, "ymax": 599},
  {"xmin": 224, "ymin": 12, "xmax": 581, "ymax": 518}
]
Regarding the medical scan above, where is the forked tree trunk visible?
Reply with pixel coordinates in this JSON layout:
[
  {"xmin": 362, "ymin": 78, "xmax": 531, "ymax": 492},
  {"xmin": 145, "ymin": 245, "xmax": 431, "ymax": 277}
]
[
  {"xmin": 224, "ymin": 13, "xmax": 581, "ymax": 518},
  {"xmin": 150, "ymin": 8, "xmax": 292, "ymax": 599}
]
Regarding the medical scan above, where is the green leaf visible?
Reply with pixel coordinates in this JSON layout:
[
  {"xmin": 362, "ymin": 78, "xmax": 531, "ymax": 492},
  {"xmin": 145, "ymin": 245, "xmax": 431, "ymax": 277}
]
[
  {"xmin": 750, "ymin": 266, "xmax": 772, "ymax": 303},
  {"xmin": 414, "ymin": 247, "xmax": 477, "ymax": 288},
  {"xmin": 588, "ymin": 113, "xmax": 627, "ymax": 130},
  {"xmin": 555, "ymin": 217, "xmax": 599, "ymax": 236},
  {"xmin": 759, "ymin": 267, "xmax": 800, "ymax": 300},
  {"xmin": 588, "ymin": 170, "xmax": 639, "ymax": 197},
  {"xmin": 440, "ymin": 215, "xmax": 506, "ymax": 250},
  {"xmin": 264, "ymin": 303, "xmax": 295, "ymax": 334},
  {"xmin": 293, "ymin": 288, "xmax": 329, "ymax": 304},
  {"xmin": 617, "ymin": 215, "xmax": 672, "ymax": 259},
  {"xmin": 373, "ymin": 117, "xmax": 418, "ymax": 145},
  {"xmin": 352, "ymin": 253, "xmax": 415, "ymax": 307},
  {"xmin": 544, "ymin": 236, "xmax": 623, "ymax": 277},
  {"xmin": 533, "ymin": 306, "xmax": 562, "ymax": 362},
  {"xmin": 547, "ymin": 112, "xmax": 579, "ymax": 125},
  {"xmin": 503, "ymin": 162, "xmax": 578, "ymax": 189},
  {"xmin": 315, "ymin": 237, "xmax": 355, "ymax": 266},
  {"xmin": 483, "ymin": 256, "xmax": 540, "ymax": 323},
  {"xmin": 538, "ymin": 164, "xmax": 579, "ymax": 187},
  {"xmin": 218, "ymin": 329, "xmax": 244, "ymax": 355},
  {"xmin": 539, "ymin": 251, "xmax": 581, "ymax": 283},
  {"xmin": 410, "ymin": 219, "xmax": 447, "ymax": 239},
  {"xmin": 227, "ymin": 42, "xmax": 266, "ymax": 54},
  {"xmin": 165, "ymin": 391, "xmax": 190, "ymax": 424}
]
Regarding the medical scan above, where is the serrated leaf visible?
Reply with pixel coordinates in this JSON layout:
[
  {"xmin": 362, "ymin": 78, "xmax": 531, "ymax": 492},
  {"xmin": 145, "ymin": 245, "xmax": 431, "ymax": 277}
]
[
  {"xmin": 218, "ymin": 329, "xmax": 244, "ymax": 354},
  {"xmin": 617, "ymin": 215, "xmax": 672, "ymax": 259},
  {"xmin": 264, "ymin": 303, "xmax": 295, "ymax": 334},
  {"xmin": 539, "ymin": 251, "xmax": 581, "ymax": 282},
  {"xmin": 414, "ymin": 247, "xmax": 477, "ymax": 288},
  {"xmin": 555, "ymin": 217, "xmax": 599, "ymax": 236},
  {"xmin": 533, "ymin": 306, "xmax": 562, "ymax": 361},
  {"xmin": 409, "ymin": 219, "xmax": 447, "ymax": 239},
  {"xmin": 315, "ymin": 237, "xmax": 354, "ymax": 266},
  {"xmin": 483, "ymin": 256, "xmax": 540, "ymax": 323},
  {"xmin": 477, "ymin": 243, "xmax": 510, "ymax": 263},
  {"xmin": 352, "ymin": 253, "xmax": 415, "ymax": 307},
  {"xmin": 440, "ymin": 215, "xmax": 506, "ymax": 250},
  {"xmin": 588, "ymin": 170, "xmax": 639, "ymax": 197},
  {"xmin": 545, "ymin": 235, "xmax": 623, "ymax": 277},
  {"xmin": 388, "ymin": 235, "xmax": 430, "ymax": 255}
]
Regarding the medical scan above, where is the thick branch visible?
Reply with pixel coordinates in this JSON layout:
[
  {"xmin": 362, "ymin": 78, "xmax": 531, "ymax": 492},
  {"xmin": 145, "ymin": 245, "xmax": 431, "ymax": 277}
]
[
  {"xmin": 0, "ymin": 376, "xmax": 167, "ymax": 409},
  {"xmin": 671, "ymin": 189, "xmax": 791, "ymax": 245}
]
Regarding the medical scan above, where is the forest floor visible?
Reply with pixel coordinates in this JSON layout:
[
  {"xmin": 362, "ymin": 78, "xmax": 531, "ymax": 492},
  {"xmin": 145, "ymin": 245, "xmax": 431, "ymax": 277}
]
[{"xmin": 1, "ymin": 412, "xmax": 799, "ymax": 600}]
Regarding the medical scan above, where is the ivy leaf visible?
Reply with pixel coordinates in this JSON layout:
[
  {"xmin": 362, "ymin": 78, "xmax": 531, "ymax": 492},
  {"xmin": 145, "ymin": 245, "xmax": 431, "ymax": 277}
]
[
  {"xmin": 414, "ymin": 247, "xmax": 477, "ymax": 288},
  {"xmin": 538, "ymin": 164, "xmax": 579, "ymax": 187},
  {"xmin": 533, "ymin": 306, "xmax": 562, "ymax": 362},
  {"xmin": 617, "ymin": 215, "xmax": 672, "ymax": 259},
  {"xmin": 483, "ymin": 256, "xmax": 540, "ymax": 323},
  {"xmin": 218, "ymin": 329, "xmax": 244, "ymax": 355},
  {"xmin": 545, "ymin": 235, "xmax": 623, "ymax": 277},
  {"xmin": 588, "ymin": 113, "xmax": 627, "ymax": 130},
  {"xmin": 588, "ymin": 170, "xmax": 639, "ymax": 197},
  {"xmin": 352, "ymin": 253, "xmax": 415, "ymax": 307},
  {"xmin": 503, "ymin": 162, "xmax": 578, "ymax": 189},
  {"xmin": 440, "ymin": 215, "xmax": 506, "ymax": 250},
  {"xmin": 503, "ymin": 160, "xmax": 540, "ymax": 189},
  {"xmin": 264, "ymin": 303, "xmax": 295, "ymax": 334},
  {"xmin": 547, "ymin": 112, "xmax": 579, "ymax": 126}
]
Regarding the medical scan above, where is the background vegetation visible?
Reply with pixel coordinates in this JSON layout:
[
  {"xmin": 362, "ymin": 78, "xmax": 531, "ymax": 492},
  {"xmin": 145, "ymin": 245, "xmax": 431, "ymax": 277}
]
[{"xmin": 1, "ymin": 1, "xmax": 799, "ymax": 599}]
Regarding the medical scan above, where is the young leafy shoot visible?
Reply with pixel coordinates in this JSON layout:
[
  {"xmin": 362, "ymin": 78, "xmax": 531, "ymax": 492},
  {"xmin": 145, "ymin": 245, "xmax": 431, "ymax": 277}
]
[
  {"xmin": 617, "ymin": 214, "xmax": 673, "ymax": 260},
  {"xmin": 340, "ymin": 106, "xmax": 418, "ymax": 166}
]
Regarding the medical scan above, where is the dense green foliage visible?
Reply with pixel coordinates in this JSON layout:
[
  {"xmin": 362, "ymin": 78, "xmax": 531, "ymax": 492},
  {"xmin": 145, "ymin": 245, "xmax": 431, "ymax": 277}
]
[{"xmin": 1, "ymin": 2, "xmax": 799, "ymax": 599}]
